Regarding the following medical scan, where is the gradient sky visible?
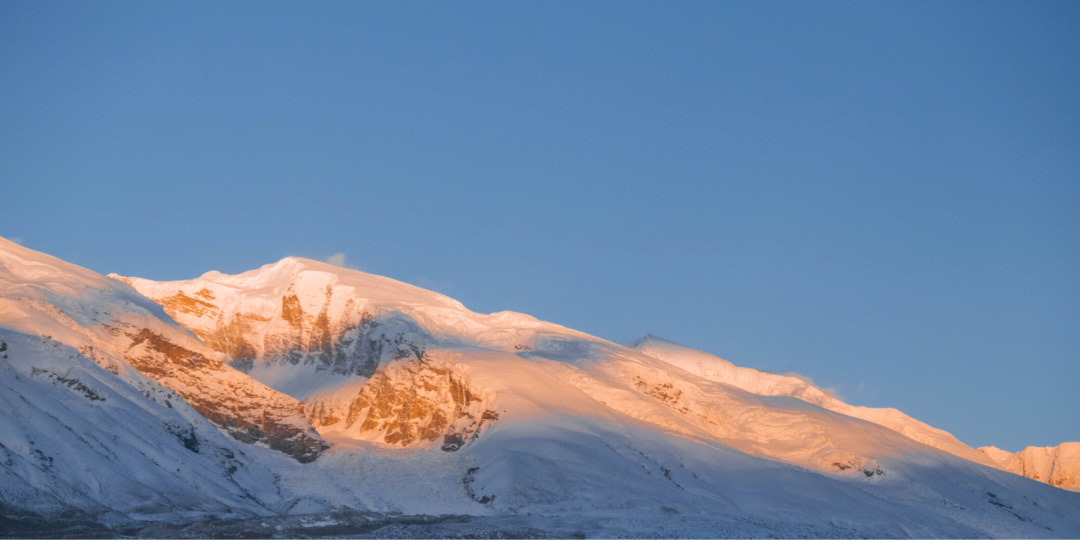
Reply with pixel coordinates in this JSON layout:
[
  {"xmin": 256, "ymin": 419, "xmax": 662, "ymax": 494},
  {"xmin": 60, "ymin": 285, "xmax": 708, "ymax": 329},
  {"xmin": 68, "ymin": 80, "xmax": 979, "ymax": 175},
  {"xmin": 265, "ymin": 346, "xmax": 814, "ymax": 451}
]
[{"xmin": 2, "ymin": 1, "xmax": 1078, "ymax": 451}]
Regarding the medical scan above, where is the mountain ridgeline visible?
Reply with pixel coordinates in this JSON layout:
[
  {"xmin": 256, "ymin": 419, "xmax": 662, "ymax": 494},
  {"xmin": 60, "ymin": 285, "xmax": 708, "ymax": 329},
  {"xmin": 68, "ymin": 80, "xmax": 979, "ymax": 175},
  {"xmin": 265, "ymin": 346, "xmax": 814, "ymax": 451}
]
[{"xmin": 2, "ymin": 235, "xmax": 1078, "ymax": 538}]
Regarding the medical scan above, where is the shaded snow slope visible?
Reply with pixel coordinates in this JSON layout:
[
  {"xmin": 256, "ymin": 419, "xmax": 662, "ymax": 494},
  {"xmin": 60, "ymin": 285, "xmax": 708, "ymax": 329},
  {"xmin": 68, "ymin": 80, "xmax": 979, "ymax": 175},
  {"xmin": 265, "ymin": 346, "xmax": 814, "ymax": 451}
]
[
  {"xmin": 0, "ymin": 237, "xmax": 325, "ymax": 462},
  {"xmin": 0, "ymin": 329, "xmax": 287, "ymax": 516},
  {"xmin": 979, "ymin": 443, "xmax": 1080, "ymax": 491},
  {"xmin": 270, "ymin": 405, "xmax": 1080, "ymax": 538},
  {"xmin": 259, "ymin": 347, "xmax": 1080, "ymax": 537}
]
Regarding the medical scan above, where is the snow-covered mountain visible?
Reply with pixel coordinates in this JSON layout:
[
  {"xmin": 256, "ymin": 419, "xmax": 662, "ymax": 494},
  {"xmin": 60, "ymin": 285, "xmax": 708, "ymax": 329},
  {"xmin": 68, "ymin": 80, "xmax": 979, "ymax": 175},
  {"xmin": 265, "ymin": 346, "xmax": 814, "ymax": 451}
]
[
  {"xmin": 0, "ymin": 237, "xmax": 326, "ymax": 463},
  {"xmin": 115, "ymin": 258, "xmax": 954, "ymax": 476},
  {"xmin": 4, "ymin": 238, "xmax": 1080, "ymax": 538},
  {"xmin": 978, "ymin": 443, "xmax": 1080, "ymax": 491},
  {"xmin": 110, "ymin": 257, "xmax": 570, "ymax": 399}
]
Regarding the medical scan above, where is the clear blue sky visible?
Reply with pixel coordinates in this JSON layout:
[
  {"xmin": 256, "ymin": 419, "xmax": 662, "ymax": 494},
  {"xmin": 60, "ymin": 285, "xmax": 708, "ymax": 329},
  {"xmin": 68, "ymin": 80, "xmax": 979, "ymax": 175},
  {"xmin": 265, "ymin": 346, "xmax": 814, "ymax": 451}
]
[{"xmin": 2, "ymin": 1, "xmax": 1078, "ymax": 451}]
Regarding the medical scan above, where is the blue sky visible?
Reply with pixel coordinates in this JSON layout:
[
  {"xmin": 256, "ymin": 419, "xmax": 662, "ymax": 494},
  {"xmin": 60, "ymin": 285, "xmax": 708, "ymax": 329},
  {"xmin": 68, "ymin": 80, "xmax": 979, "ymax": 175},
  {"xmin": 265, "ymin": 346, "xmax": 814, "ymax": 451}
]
[{"xmin": 2, "ymin": 1, "xmax": 1077, "ymax": 451}]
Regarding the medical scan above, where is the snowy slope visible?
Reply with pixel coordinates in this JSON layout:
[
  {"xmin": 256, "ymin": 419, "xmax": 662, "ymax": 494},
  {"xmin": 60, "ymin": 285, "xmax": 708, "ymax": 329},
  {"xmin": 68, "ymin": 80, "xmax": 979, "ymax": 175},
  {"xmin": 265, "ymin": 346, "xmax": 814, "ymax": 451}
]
[
  {"xmin": 0, "ymin": 329, "xmax": 289, "ymax": 517},
  {"xmin": 272, "ymin": 410, "xmax": 1080, "ymax": 538},
  {"xmin": 266, "ymin": 341, "xmax": 1080, "ymax": 538},
  {"xmin": 0, "ymin": 237, "xmax": 325, "ymax": 462},
  {"xmin": 630, "ymin": 334, "xmax": 1001, "ymax": 469},
  {"xmin": 978, "ymin": 444, "xmax": 1080, "ymax": 491}
]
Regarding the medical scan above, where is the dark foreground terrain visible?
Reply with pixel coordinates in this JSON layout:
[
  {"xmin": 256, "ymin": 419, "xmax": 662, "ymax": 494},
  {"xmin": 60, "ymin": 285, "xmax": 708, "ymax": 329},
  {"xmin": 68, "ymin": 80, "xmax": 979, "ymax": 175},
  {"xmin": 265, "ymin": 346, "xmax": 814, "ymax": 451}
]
[{"xmin": 1, "ymin": 508, "xmax": 883, "ymax": 539}]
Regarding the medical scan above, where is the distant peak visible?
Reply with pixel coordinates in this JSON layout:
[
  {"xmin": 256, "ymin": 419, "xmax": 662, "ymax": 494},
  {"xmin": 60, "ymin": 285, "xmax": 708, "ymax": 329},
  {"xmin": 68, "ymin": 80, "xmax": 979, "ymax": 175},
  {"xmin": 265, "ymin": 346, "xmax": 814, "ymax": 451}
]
[
  {"xmin": 628, "ymin": 334, "xmax": 688, "ymax": 350},
  {"xmin": 628, "ymin": 334, "xmax": 656, "ymax": 348}
]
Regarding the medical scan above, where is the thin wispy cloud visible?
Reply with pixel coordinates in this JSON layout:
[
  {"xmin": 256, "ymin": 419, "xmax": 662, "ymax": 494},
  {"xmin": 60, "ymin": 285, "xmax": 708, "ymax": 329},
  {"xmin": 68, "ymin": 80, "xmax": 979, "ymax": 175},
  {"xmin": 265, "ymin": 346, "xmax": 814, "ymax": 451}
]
[
  {"xmin": 325, "ymin": 253, "xmax": 351, "ymax": 269},
  {"xmin": 783, "ymin": 371, "xmax": 842, "ymax": 401}
]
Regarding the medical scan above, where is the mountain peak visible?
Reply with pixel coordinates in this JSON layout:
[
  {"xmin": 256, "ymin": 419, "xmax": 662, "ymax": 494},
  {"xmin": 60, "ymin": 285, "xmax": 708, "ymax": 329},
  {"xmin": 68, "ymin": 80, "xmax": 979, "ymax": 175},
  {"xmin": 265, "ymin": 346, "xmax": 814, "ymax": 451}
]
[
  {"xmin": 115, "ymin": 256, "xmax": 472, "ymax": 318},
  {"xmin": 629, "ymin": 334, "xmax": 694, "ymax": 351}
]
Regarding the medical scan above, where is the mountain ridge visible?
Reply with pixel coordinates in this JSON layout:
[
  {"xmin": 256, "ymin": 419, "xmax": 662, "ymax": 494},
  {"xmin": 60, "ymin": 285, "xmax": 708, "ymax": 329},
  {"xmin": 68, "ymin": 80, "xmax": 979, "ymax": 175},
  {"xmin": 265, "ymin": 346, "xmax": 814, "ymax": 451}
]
[
  {"xmin": 977, "ymin": 443, "xmax": 1080, "ymax": 491},
  {"xmin": 3, "ymin": 237, "xmax": 1079, "ymax": 537},
  {"xmin": 628, "ymin": 332, "xmax": 1003, "ymax": 468},
  {"xmin": 113, "ymin": 253, "xmax": 1076, "ymax": 485},
  {"xmin": 630, "ymin": 333, "xmax": 1080, "ymax": 491}
]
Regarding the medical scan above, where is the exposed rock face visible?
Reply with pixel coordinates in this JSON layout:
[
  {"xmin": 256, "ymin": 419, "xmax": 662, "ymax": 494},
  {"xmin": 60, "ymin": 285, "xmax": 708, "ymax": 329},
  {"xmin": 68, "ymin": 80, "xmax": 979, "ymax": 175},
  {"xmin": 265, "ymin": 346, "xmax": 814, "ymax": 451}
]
[
  {"xmin": 0, "ymin": 237, "xmax": 327, "ymax": 463},
  {"xmin": 631, "ymin": 375, "xmax": 691, "ymax": 415},
  {"xmin": 978, "ymin": 443, "xmax": 1080, "ymax": 491},
  {"xmin": 116, "ymin": 325, "xmax": 327, "ymax": 462},
  {"xmin": 113, "ymin": 268, "xmax": 432, "ymax": 398},
  {"xmin": 305, "ymin": 354, "xmax": 497, "ymax": 450},
  {"xmin": 261, "ymin": 309, "xmax": 426, "ymax": 379},
  {"xmin": 155, "ymin": 288, "xmax": 267, "ymax": 362},
  {"xmin": 115, "ymin": 260, "xmax": 512, "ymax": 455}
]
